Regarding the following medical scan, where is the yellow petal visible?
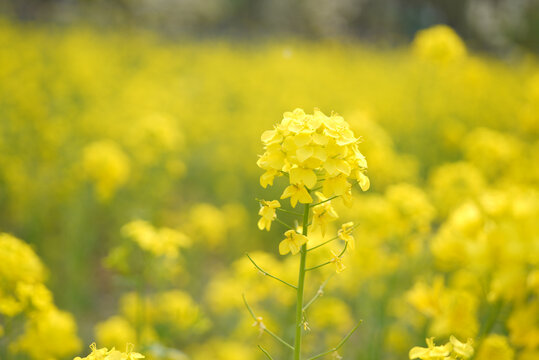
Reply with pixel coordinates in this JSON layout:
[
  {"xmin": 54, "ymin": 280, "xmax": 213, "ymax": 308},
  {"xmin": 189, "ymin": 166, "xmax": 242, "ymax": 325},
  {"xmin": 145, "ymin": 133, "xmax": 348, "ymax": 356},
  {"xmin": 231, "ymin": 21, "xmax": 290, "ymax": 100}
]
[{"xmin": 279, "ymin": 240, "xmax": 290, "ymax": 255}]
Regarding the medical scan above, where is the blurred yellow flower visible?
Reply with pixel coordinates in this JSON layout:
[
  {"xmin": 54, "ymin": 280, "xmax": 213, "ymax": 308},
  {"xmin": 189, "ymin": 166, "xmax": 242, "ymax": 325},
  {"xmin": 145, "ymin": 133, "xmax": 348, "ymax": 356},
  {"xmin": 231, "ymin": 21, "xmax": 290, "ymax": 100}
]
[
  {"xmin": 413, "ymin": 25, "xmax": 467, "ymax": 64},
  {"xmin": 82, "ymin": 140, "xmax": 130, "ymax": 201},
  {"xmin": 121, "ymin": 220, "xmax": 190, "ymax": 258}
]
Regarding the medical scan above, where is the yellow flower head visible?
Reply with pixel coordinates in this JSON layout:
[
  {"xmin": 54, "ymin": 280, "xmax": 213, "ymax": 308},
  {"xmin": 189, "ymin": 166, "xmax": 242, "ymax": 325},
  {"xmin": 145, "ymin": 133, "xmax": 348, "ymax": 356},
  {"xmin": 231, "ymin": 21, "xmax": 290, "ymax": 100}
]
[
  {"xmin": 258, "ymin": 109, "xmax": 369, "ymax": 208},
  {"xmin": 279, "ymin": 230, "xmax": 308, "ymax": 255},
  {"xmin": 257, "ymin": 200, "xmax": 281, "ymax": 231}
]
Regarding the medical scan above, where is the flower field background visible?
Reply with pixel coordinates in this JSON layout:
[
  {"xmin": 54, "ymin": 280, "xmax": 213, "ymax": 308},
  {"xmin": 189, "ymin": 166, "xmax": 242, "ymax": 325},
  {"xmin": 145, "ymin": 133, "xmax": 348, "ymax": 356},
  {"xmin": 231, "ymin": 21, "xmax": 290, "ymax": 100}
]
[{"xmin": 0, "ymin": 18, "xmax": 538, "ymax": 360}]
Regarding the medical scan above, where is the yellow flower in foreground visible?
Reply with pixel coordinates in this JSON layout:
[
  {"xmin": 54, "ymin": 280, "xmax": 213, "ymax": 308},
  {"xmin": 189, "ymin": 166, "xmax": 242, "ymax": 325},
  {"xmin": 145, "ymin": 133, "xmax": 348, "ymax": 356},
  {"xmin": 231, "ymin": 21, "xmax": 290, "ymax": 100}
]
[
  {"xmin": 279, "ymin": 230, "xmax": 308, "ymax": 255},
  {"xmin": 281, "ymin": 184, "xmax": 313, "ymax": 208},
  {"xmin": 338, "ymin": 222, "xmax": 355, "ymax": 251},
  {"xmin": 257, "ymin": 200, "xmax": 281, "ymax": 231},
  {"xmin": 409, "ymin": 337, "xmax": 450, "ymax": 360},
  {"xmin": 450, "ymin": 335, "xmax": 474, "ymax": 359},
  {"xmin": 74, "ymin": 343, "xmax": 144, "ymax": 360}
]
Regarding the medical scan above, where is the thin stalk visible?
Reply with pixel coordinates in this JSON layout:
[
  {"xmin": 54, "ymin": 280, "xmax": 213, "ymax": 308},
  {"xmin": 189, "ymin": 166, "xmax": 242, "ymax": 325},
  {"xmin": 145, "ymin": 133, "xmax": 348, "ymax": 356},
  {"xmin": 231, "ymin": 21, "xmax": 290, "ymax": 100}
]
[
  {"xmin": 275, "ymin": 218, "xmax": 296, "ymax": 230},
  {"xmin": 293, "ymin": 203, "xmax": 310, "ymax": 360},
  {"xmin": 307, "ymin": 321, "xmax": 362, "ymax": 360},
  {"xmin": 307, "ymin": 223, "xmax": 359, "ymax": 252},
  {"xmin": 258, "ymin": 345, "xmax": 274, "ymax": 360},
  {"xmin": 303, "ymin": 276, "xmax": 333, "ymax": 311},
  {"xmin": 311, "ymin": 195, "xmax": 339, "ymax": 207},
  {"xmin": 246, "ymin": 253, "xmax": 297, "ymax": 289},
  {"xmin": 276, "ymin": 208, "xmax": 304, "ymax": 216},
  {"xmin": 243, "ymin": 294, "xmax": 295, "ymax": 351},
  {"xmin": 306, "ymin": 243, "xmax": 348, "ymax": 272}
]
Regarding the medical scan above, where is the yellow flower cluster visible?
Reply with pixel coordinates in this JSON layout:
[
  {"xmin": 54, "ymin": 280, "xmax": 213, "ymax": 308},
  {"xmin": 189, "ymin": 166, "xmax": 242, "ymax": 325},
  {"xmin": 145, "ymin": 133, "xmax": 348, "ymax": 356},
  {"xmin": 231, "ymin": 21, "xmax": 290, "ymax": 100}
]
[
  {"xmin": 409, "ymin": 336, "xmax": 474, "ymax": 360},
  {"xmin": 257, "ymin": 108, "xmax": 369, "ymax": 207},
  {"xmin": 82, "ymin": 140, "xmax": 131, "ymax": 201},
  {"xmin": 74, "ymin": 343, "xmax": 144, "ymax": 360},
  {"xmin": 412, "ymin": 25, "xmax": 467, "ymax": 64},
  {"xmin": 121, "ymin": 220, "xmax": 191, "ymax": 258},
  {"xmin": 0, "ymin": 233, "xmax": 82, "ymax": 359}
]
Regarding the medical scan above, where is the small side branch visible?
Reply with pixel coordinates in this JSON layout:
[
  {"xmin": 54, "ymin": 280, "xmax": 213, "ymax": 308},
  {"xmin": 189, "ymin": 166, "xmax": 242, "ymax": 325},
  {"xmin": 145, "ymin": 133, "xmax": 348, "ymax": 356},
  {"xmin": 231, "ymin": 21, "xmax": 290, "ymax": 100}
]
[
  {"xmin": 307, "ymin": 235, "xmax": 339, "ymax": 252},
  {"xmin": 276, "ymin": 208, "xmax": 304, "ymax": 216},
  {"xmin": 307, "ymin": 321, "xmax": 363, "ymax": 360},
  {"xmin": 246, "ymin": 253, "xmax": 297, "ymax": 289},
  {"xmin": 275, "ymin": 218, "xmax": 296, "ymax": 230},
  {"xmin": 305, "ymin": 243, "xmax": 348, "ymax": 272},
  {"xmin": 243, "ymin": 294, "xmax": 295, "ymax": 351},
  {"xmin": 305, "ymin": 261, "xmax": 332, "ymax": 272},
  {"xmin": 311, "ymin": 195, "xmax": 339, "ymax": 207},
  {"xmin": 258, "ymin": 345, "xmax": 274, "ymax": 359},
  {"xmin": 307, "ymin": 223, "xmax": 359, "ymax": 252},
  {"xmin": 303, "ymin": 276, "xmax": 333, "ymax": 311}
]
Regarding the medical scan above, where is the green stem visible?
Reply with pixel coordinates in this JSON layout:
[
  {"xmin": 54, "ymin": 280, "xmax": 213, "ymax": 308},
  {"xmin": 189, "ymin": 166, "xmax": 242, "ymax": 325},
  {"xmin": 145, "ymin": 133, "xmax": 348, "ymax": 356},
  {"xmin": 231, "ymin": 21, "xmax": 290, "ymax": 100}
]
[
  {"xmin": 276, "ymin": 208, "xmax": 304, "ymax": 216},
  {"xmin": 294, "ymin": 203, "xmax": 310, "ymax": 360},
  {"xmin": 246, "ymin": 253, "xmax": 297, "ymax": 289},
  {"xmin": 258, "ymin": 345, "xmax": 274, "ymax": 360},
  {"xmin": 311, "ymin": 195, "xmax": 339, "ymax": 207},
  {"xmin": 275, "ymin": 218, "xmax": 296, "ymax": 230}
]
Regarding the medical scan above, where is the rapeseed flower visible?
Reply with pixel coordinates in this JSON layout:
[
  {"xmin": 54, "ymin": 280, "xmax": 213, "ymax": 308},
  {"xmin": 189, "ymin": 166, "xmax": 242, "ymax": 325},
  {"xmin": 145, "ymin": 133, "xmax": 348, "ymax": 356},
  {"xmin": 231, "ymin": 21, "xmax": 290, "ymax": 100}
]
[
  {"xmin": 311, "ymin": 192, "xmax": 338, "ymax": 237},
  {"xmin": 257, "ymin": 200, "xmax": 281, "ymax": 231},
  {"xmin": 338, "ymin": 222, "xmax": 355, "ymax": 251},
  {"xmin": 279, "ymin": 230, "xmax": 308, "ymax": 255}
]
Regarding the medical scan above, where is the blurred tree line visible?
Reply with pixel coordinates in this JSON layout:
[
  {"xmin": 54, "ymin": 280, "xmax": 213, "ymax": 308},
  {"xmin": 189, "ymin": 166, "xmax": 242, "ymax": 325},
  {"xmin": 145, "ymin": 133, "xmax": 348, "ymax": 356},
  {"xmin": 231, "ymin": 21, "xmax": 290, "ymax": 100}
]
[{"xmin": 1, "ymin": 0, "xmax": 537, "ymax": 53}]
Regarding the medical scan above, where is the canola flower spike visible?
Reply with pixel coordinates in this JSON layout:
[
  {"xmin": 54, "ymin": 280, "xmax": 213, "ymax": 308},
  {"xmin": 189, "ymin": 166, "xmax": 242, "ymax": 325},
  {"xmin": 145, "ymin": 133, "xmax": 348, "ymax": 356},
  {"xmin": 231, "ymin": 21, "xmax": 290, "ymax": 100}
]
[{"xmin": 252, "ymin": 109, "xmax": 368, "ymax": 360}]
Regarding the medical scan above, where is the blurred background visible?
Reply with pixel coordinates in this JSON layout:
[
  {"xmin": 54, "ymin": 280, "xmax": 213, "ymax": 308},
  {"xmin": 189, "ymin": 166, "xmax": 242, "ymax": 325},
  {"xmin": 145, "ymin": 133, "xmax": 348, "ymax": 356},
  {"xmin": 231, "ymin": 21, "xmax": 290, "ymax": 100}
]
[
  {"xmin": 0, "ymin": 1, "xmax": 538, "ymax": 360},
  {"xmin": 1, "ymin": 0, "xmax": 539, "ymax": 52}
]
